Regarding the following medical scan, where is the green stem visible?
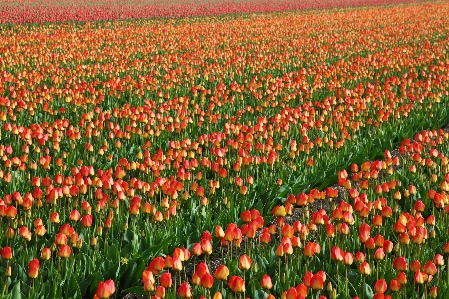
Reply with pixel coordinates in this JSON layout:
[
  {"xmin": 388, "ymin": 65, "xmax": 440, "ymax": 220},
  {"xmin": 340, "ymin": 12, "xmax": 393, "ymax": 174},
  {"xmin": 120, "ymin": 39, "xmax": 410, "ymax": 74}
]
[{"xmin": 346, "ymin": 266, "xmax": 348, "ymax": 297}]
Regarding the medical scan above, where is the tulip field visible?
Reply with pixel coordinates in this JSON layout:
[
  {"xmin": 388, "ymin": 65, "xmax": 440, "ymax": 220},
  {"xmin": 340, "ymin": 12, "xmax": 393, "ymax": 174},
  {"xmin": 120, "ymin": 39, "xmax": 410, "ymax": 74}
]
[{"xmin": 2, "ymin": 0, "xmax": 449, "ymax": 298}]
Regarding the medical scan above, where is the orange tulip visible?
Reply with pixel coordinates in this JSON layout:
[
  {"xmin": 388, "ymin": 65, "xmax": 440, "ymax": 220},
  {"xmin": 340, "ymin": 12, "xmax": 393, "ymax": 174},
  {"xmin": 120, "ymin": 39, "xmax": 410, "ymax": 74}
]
[
  {"xmin": 239, "ymin": 254, "xmax": 252, "ymax": 271},
  {"xmin": 360, "ymin": 262, "xmax": 371, "ymax": 275},
  {"xmin": 142, "ymin": 270, "xmax": 155, "ymax": 292},
  {"xmin": 214, "ymin": 264, "xmax": 229, "ymax": 281},
  {"xmin": 228, "ymin": 276, "xmax": 245, "ymax": 293},
  {"xmin": 310, "ymin": 273, "xmax": 324, "ymax": 290},
  {"xmin": 58, "ymin": 244, "xmax": 71, "ymax": 258}
]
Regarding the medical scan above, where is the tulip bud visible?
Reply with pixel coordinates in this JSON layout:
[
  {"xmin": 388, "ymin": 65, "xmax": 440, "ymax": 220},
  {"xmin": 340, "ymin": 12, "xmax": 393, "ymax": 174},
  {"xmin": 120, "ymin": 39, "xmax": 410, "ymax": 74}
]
[
  {"xmin": 41, "ymin": 247, "xmax": 51, "ymax": 261},
  {"xmin": 429, "ymin": 286, "xmax": 438, "ymax": 298},
  {"xmin": 214, "ymin": 264, "xmax": 229, "ymax": 281},
  {"xmin": 360, "ymin": 262, "xmax": 371, "ymax": 275},
  {"xmin": 239, "ymin": 254, "xmax": 252, "ymax": 271},
  {"xmin": 177, "ymin": 282, "xmax": 192, "ymax": 298},
  {"xmin": 96, "ymin": 280, "xmax": 116, "ymax": 299},
  {"xmin": 260, "ymin": 274, "xmax": 273, "ymax": 290},
  {"xmin": 6, "ymin": 228, "xmax": 14, "ymax": 239},
  {"xmin": 0, "ymin": 246, "xmax": 12, "ymax": 260}
]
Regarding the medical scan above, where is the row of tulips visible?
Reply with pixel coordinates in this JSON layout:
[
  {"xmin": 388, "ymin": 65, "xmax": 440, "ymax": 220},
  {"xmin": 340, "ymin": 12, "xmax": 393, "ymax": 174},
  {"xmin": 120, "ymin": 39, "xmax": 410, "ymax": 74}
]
[
  {"xmin": 132, "ymin": 127, "xmax": 449, "ymax": 299},
  {"xmin": 0, "ymin": 0, "xmax": 424, "ymax": 24},
  {"xmin": 1, "ymin": 1, "xmax": 449, "ymax": 298}
]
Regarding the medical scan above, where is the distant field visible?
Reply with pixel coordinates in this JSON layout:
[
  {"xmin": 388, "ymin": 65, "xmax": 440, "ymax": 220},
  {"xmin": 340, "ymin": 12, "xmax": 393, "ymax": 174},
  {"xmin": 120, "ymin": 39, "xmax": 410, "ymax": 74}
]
[{"xmin": 0, "ymin": 0, "xmax": 427, "ymax": 23}]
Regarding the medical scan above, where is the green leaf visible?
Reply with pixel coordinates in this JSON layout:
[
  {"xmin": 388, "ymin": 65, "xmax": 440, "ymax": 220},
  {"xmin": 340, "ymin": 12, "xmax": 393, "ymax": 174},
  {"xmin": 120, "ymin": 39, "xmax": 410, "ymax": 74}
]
[
  {"xmin": 106, "ymin": 244, "xmax": 119, "ymax": 261},
  {"xmin": 253, "ymin": 289, "xmax": 268, "ymax": 299},
  {"xmin": 123, "ymin": 230, "xmax": 138, "ymax": 243},
  {"xmin": 364, "ymin": 282, "xmax": 374, "ymax": 299},
  {"xmin": 67, "ymin": 275, "xmax": 81, "ymax": 297},
  {"xmin": 119, "ymin": 260, "xmax": 141, "ymax": 290},
  {"xmin": 78, "ymin": 278, "xmax": 93, "ymax": 299},
  {"xmin": 89, "ymin": 272, "xmax": 104, "ymax": 296},
  {"xmin": 10, "ymin": 282, "xmax": 24, "ymax": 299}
]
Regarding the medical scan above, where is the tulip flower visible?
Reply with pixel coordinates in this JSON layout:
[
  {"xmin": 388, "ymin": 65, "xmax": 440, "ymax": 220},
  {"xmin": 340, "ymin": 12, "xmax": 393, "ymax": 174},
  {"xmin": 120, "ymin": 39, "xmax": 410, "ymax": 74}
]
[
  {"xmin": 214, "ymin": 265, "xmax": 229, "ymax": 281},
  {"xmin": 41, "ymin": 248, "xmax": 51, "ymax": 261},
  {"xmin": 96, "ymin": 280, "xmax": 116, "ymax": 299},
  {"xmin": 390, "ymin": 279, "xmax": 400, "ymax": 292},
  {"xmin": 28, "ymin": 258, "xmax": 40, "ymax": 279},
  {"xmin": 393, "ymin": 257, "xmax": 407, "ymax": 272},
  {"xmin": 414, "ymin": 271, "xmax": 426, "ymax": 284},
  {"xmin": 142, "ymin": 270, "xmax": 155, "ymax": 292},
  {"xmin": 154, "ymin": 286, "xmax": 165, "ymax": 297},
  {"xmin": 160, "ymin": 272, "xmax": 172, "ymax": 288},
  {"xmin": 410, "ymin": 260, "xmax": 421, "ymax": 273},
  {"xmin": 177, "ymin": 282, "xmax": 192, "ymax": 298},
  {"xmin": 373, "ymin": 279, "xmax": 387, "ymax": 293},
  {"xmin": 200, "ymin": 272, "xmax": 214, "ymax": 289},
  {"xmin": 311, "ymin": 273, "xmax": 324, "ymax": 290},
  {"xmin": 58, "ymin": 244, "xmax": 71, "ymax": 258},
  {"xmin": 228, "ymin": 275, "xmax": 245, "ymax": 293},
  {"xmin": 239, "ymin": 254, "xmax": 252, "ymax": 271},
  {"xmin": 429, "ymin": 286, "xmax": 438, "ymax": 298},
  {"xmin": 260, "ymin": 274, "xmax": 273, "ymax": 290},
  {"xmin": 1, "ymin": 246, "xmax": 12, "ymax": 260}
]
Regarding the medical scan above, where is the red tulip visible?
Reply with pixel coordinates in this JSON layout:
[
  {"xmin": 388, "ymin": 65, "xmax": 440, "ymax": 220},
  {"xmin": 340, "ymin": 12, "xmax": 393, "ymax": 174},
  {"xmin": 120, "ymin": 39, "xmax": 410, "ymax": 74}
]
[
  {"xmin": 374, "ymin": 248, "xmax": 385, "ymax": 261},
  {"xmin": 192, "ymin": 243, "xmax": 202, "ymax": 256},
  {"xmin": 414, "ymin": 271, "xmax": 426, "ymax": 284},
  {"xmin": 331, "ymin": 246, "xmax": 343, "ymax": 261},
  {"xmin": 200, "ymin": 272, "xmax": 214, "ymax": 289},
  {"xmin": 360, "ymin": 262, "xmax": 371, "ymax": 275},
  {"xmin": 423, "ymin": 261, "xmax": 437, "ymax": 276},
  {"xmin": 260, "ymin": 274, "xmax": 273, "ymax": 290},
  {"xmin": 96, "ymin": 280, "xmax": 116, "ymax": 299},
  {"xmin": 393, "ymin": 257, "xmax": 407, "ymax": 271},
  {"xmin": 390, "ymin": 279, "xmax": 400, "ymax": 292},
  {"xmin": 58, "ymin": 244, "xmax": 71, "ymax": 258},
  {"xmin": 373, "ymin": 279, "xmax": 387, "ymax": 293},
  {"xmin": 177, "ymin": 282, "xmax": 192, "ymax": 298},
  {"xmin": 434, "ymin": 254, "xmax": 444, "ymax": 266},
  {"xmin": 397, "ymin": 272, "xmax": 407, "ymax": 285},
  {"xmin": 81, "ymin": 214, "xmax": 93, "ymax": 228},
  {"xmin": 410, "ymin": 260, "xmax": 421, "ymax": 273},
  {"xmin": 154, "ymin": 285, "xmax": 165, "ymax": 297},
  {"xmin": 27, "ymin": 258, "xmax": 39, "ymax": 279},
  {"xmin": 1, "ymin": 246, "xmax": 12, "ymax": 260},
  {"xmin": 69, "ymin": 209, "xmax": 81, "ymax": 221},
  {"xmin": 160, "ymin": 272, "xmax": 172, "ymax": 288}
]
